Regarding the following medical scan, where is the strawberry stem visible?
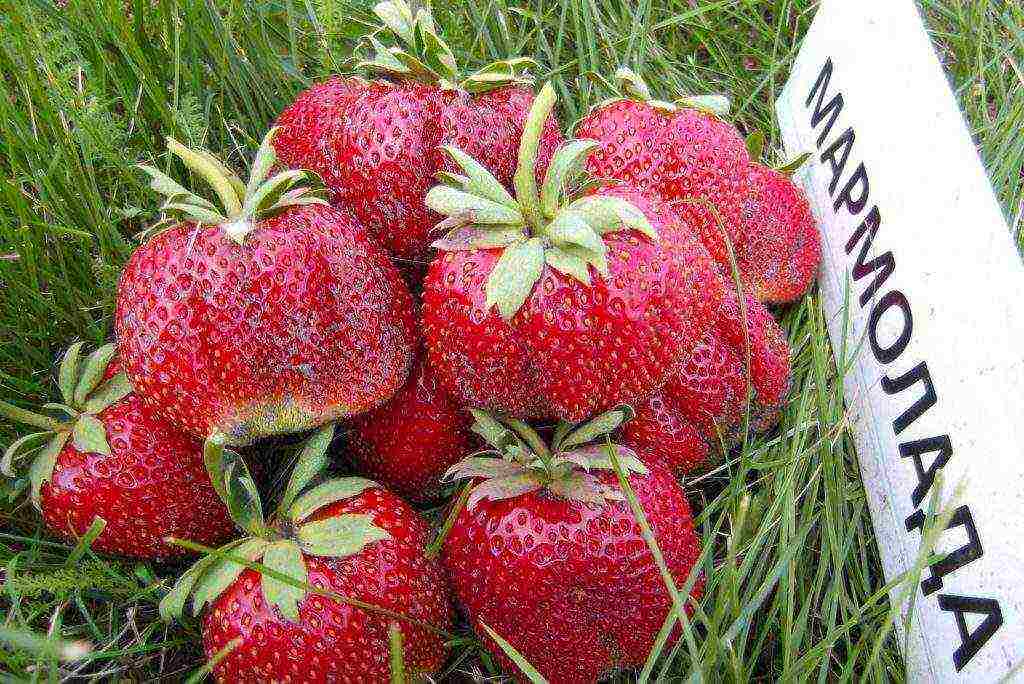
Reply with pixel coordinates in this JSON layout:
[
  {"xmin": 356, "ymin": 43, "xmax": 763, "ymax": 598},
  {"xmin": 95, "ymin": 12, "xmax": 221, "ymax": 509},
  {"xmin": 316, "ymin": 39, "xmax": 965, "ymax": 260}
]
[{"xmin": 0, "ymin": 400, "xmax": 64, "ymax": 431}]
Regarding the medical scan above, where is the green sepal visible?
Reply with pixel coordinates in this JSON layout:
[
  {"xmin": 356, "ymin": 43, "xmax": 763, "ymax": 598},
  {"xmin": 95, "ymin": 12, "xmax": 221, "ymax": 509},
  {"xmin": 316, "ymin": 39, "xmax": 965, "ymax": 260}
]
[
  {"xmin": 438, "ymin": 146, "xmax": 516, "ymax": 208},
  {"xmin": 72, "ymin": 415, "xmax": 111, "ymax": 456},
  {"xmin": 484, "ymin": 237, "xmax": 545, "ymax": 320},
  {"xmin": 547, "ymin": 471, "xmax": 616, "ymax": 505},
  {"xmin": 513, "ymin": 82, "xmax": 556, "ymax": 229},
  {"xmin": 29, "ymin": 432, "xmax": 70, "ymax": 510},
  {"xmin": 425, "ymin": 186, "xmax": 523, "ymax": 225},
  {"xmin": 540, "ymin": 140, "xmax": 599, "ymax": 217},
  {"xmin": 262, "ymin": 540, "xmax": 307, "ymax": 621},
  {"xmin": 443, "ymin": 457, "xmax": 530, "ymax": 482},
  {"xmin": 72, "ymin": 343, "xmax": 116, "ymax": 407},
  {"xmin": 432, "ymin": 227, "xmax": 524, "ymax": 252},
  {"xmin": 776, "ymin": 152, "xmax": 813, "ymax": 176},
  {"xmin": 562, "ymin": 243, "xmax": 608, "ymax": 278},
  {"xmin": 467, "ymin": 472, "xmax": 544, "ymax": 510},
  {"xmin": 297, "ymin": 514, "xmax": 390, "ymax": 557},
  {"xmin": 205, "ymin": 436, "xmax": 264, "ymax": 535},
  {"xmin": 357, "ymin": 38, "xmax": 412, "ymax": 78},
  {"xmin": 414, "ymin": 21, "xmax": 458, "ymax": 82},
  {"xmin": 461, "ymin": 57, "xmax": 536, "ymax": 93},
  {"xmin": 468, "ymin": 409, "xmax": 519, "ymax": 451},
  {"xmin": 746, "ymin": 131, "xmax": 765, "ymax": 163},
  {"xmin": 551, "ymin": 443, "xmax": 648, "ymax": 475},
  {"xmin": 83, "ymin": 372, "xmax": 133, "ymax": 414},
  {"xmin": 2, "ymin": 431, "xmax": 51, "ymax": 477},
  {"xmin": 190, "ymin": 538, "xmax": 269, "ymax": 616},
  {"xmin": 559, "ymin": 404, "xmax": 635, "ymax": 451},
  {"xmin": 279, "ymin": 424, "xmax": 335, "ymax": 514},
  {"xmin": 373, "ymin": 0, "xmax": 416, "ymax": 46},
  {"xmin": 677, "ymin": 94, "xmax": 731, "ymax": 116},
  {"xmin": 247, "ymin": 127, "xmax": 280, "ymax": 196},
  {"xmin": 159, "ymin": 539, "xmax": 242, "ymax": 621},
  {"xmin": 163, "ymin": 201, "xmax": 228, "ymax": 225},
  {"xmin": 240, "ymin": 169, "xmax": 308, "ymax": 219},
  {"xmin": 167, "ymin": 137, "xmax": 244, "ymax": 218},
  {"xmin": 58, "ymin": 342, "xmax": 86, "ymax": 405},
  {"xmin": 545, "ymin": 247, "xmax": 591, "ymax": 285},
  {"xmin": 137, "ymin": 165, "xmax": 218, "ymax": 213},
  {"xmin": 614, "ymin": 66, "xmax": 652, "ymax": 101},
  {"xmin": 566, "ymin": 195, "xmax": 656, "ymax": 241},
  {"xmin": 289, "ymin": 477, "xmax": 377, "ymax": 523},
  {"xmin": 545, "ymin": 209, "xmax": 606, "ymax": 255}
]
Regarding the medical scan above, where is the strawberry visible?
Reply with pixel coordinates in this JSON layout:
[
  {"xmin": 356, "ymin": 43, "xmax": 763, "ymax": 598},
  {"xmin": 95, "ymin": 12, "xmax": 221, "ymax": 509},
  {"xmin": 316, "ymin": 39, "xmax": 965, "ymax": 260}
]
[
  {"xmin": 347, "ymin": 350, "xmax": 472, "ymax": 503},
  {"xmin": 161, "ymin": 425, "xmax": 453, "ymax": 682},
  {"xmin": 421, "ymin": 83, "xmax": 723, "ymax": 421},
  {"xmin": 625, "ymin": 288, "xmax": 791, "ymax": 474},
  {"xmin": 575, "ymin": 68, "xmax": 750, "ymax": 268},
  {"xmin": 272, "ymin": 1, "xmax": 562, "ymax": 269},
  {"xmin": 440, "ymin": 408, "xmax": 703, "ymax": 683},
  {"xmin": 115, "ymin": 129, "xmax": 415, "ymax": 449},
  {"xmin": 735, "ymin": 162, "xmax": 821, "ymax": 303},
  {"xmin": 0, "ymin": 343, "xmax": 234, "ymax": 560}
]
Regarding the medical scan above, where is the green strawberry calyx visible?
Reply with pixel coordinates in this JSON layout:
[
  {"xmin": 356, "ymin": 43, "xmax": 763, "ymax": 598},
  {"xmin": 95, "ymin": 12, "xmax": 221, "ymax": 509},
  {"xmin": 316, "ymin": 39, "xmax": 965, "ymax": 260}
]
[
  {"xmin": 426, "ymin": 81, "xmax": 658, "ymax": 320},
  {"xmin": 160, "ymin": 423, "xmax": 390, "ymax": 623},
  {"xmin": 138, "ymin": 127, "xmax": 328, "ymax": 245},
  {"xmin": 745, "ymin": 131, "xmax": 812, "ymax": 177},
  {"xmin": 0, "ymin": 342, "xmax": 132, "ymax": 510},
  {"xmin": 443, "ymin": 405, "xmax": 648, "ymax": 510},
  {"xmin": 593, "ymin": 66, "xmax": 731, "ymax": 117},
  {"xmin": 358, "ymin": 0, "xmax": 535, "ymax": 93}
]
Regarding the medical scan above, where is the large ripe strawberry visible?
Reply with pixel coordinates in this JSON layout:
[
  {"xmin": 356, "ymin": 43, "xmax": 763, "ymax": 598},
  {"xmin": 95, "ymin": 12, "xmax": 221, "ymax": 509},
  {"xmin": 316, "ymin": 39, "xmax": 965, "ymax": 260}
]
[
  {"xmin": 0, "ymin": 343, "xmax": 234, "ymax": 560},
  {"xmin": 161, "ymin": 425, "xmax": 452, "ymax": 682},
  {"xmin": 347, "ymin": 349, "xmax": 472, "ymax": 503},
  {"xmin": 575, "ymin": 68, "xmax": 749, "ymax": 268},
  {"xmin": 115, "ymin": 129, "xmax": 415, "ymax": 449},
  {"xmin": 735, "ymin": 162, "xmax": 821, "ymax": 303},
  {"xmin": 421, "ymin": 82, "xmax": 723, "ymax": 421},
  {"xmin": 440, "ymin": 408, "xmax": 703, "ymax": 683},
  {"xmin": 272, "ymin": 1, "xmax": 562, "ymax": 269},
  {"xmin": 625, "ymin": 287, "xmax": 791, "ymax": 474}
]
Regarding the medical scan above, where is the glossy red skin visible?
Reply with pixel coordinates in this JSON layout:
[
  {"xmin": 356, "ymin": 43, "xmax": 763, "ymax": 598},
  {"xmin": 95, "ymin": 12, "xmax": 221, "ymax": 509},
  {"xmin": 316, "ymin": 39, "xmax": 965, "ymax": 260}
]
[
  {"xmin": 576, "ymin": 99, "xmax": 751, "ymax": 268},
  {"xmin": 442, "ymin": 463, "xmax": 702, "ymax": 684},
  {"xmin": 115, "ymin": 203, "xmax": 416, "ymax": 445},
  {"xmin": 273, "ymin": 77, "xmax": 563, "ymax": 266},
  {"xmin": 40, "ymin": 361, "xmax": 234, "ymax": 560},
  {"xmin": 422, "ymin": 185, "xmax": 724, "ymax": 422},
  {"xmin": 625, "ymin": 287, "xmax": 791, "ymax": 473},
  {"xmin": 737, "ymin": 164, "xmax": 822, "ymax": 303},
  {"xmin": 202, "ymin": 486, "xmax": 452, "ymax": 683},
  {"xmin": 347, "ymin": 352, "xmax": 472, "ymax": 503}
]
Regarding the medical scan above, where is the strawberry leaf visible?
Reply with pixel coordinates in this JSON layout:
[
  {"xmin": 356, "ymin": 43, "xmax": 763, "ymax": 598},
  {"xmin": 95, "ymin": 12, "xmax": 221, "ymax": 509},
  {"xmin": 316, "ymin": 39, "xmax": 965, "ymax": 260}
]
[
  {"xmin": 83, "ymin": 372, "xmax": 133, "ymax": 414},
  {"xmin": 191, "ymin": 538, "xmax": 269, "ymax": 616},
  {"xmin": 566, "ymin": 195, "xmax": 656, "ymax": 241},
  {"xmin": 444, "ymin": 457, "xmax": 531, "ymax": 482},
  {"xmin": 72, "ymin": 415, "xmax": 111, "ymax": 456},
  {"xmin": 58, "ymin": 342, "xmax": 86, "ymax": 406},
  {"xmin": 28, "ymin": 432, "xmax": 69, "ymax": 510},
  {"xmin": 261, "ymin": 540, "xmax": 307, "ymax": 622},
  {"xmin": 289, "ymin": 478, "xmax": 377, "ymax": 523},
  {"xmin": 279, "ymin": 424, "xmax": 334, "ymax": 514},
  {"xmin": 297, "ymin": 514, "xmax": 390, "ymax": 558},
  {"xmin": 426, "ymin": 186, "xmax": 523, "ymax": 225},
  {"xmin": 72, "ymin": 344, "xmax": 116, "ymax": 408},
  {"xmin": 559, "ymin": 404, "xmax": 635, "ymax": 451},
  {"xmin": 467, "ymin": 473, "xmax": 544, "ymax": 509},
  {"xmin": 439, "ymin": 146, "xmax": 516, "ymax": 208},
  {"xmin": 484, "ymin": 237, "xmax": 545, "ymax": 320},
  {"xmin": 540, "ymin": 140, "xmax": 599, "ymax": 217},
  {"xmin": 545, "ymin": 247, "xmax": 591, "ymax": 285}
]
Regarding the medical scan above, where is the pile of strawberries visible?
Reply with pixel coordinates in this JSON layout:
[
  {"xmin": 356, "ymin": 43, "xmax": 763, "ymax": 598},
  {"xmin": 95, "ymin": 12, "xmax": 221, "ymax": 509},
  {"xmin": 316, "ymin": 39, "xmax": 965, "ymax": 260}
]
[{"xmin": 0, "ymin": 3, "xmax": 820, "ymax": 682}]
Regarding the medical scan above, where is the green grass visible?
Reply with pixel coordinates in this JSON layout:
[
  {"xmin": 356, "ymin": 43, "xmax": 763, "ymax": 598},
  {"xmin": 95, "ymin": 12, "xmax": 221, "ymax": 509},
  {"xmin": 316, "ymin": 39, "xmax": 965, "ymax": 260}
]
[{"xmin": 0, "ymin": 0, "xmax": 1021, "ymax": 680}]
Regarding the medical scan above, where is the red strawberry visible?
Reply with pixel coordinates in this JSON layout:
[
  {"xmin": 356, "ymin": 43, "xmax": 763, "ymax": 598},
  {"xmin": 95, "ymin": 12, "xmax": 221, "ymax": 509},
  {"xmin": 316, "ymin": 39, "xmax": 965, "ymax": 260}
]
[
  {"xmin": 0, "ymin": 344, "xmax": 234, "ymax": 560},
  {"xmin": 625, "ymin": 287, "xmax": 791, "ymax": 473},
  {"xmin": 116, "ymin": 129, "xmax": 415, "ymax": 448},
  {"xmin": 272, "ymin": 2, "xmax": 562, "ymax": 268},
  {"xmin": 347, "ymin": 350, "xmax": 472, "ymax": 503},
  {"xmin": 162, "ymin": 426, "xmax": 453, "ymax": 682},
  {"xmin": 736, "ymin": 163, "xmax": 821, "ymax": 303},
  {"xmin": 575, "ymin": 68, "xmax": 750, "ymax": 267},
  {"xmin": 422, "ymin": 83, "xmax": 723, "ymax": 421},
  {"xmin": 440, "ymin": 409, "xmax": 703, "ymax": 683}
]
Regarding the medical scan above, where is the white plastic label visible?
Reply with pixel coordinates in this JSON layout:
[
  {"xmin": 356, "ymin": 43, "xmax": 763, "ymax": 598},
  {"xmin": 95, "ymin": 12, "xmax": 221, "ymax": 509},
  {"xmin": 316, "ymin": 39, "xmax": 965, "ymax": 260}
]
[{"xmin": 776, "ymin": 0, "xmax": 1024, "ymax": 680}]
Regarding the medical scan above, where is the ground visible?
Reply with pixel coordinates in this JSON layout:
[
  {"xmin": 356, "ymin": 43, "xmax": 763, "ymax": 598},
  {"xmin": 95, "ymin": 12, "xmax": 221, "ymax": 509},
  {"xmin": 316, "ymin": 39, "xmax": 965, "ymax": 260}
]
[{"xmin": 0, "ymin": 0, "xmax": 1021, "ymax": 680}]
